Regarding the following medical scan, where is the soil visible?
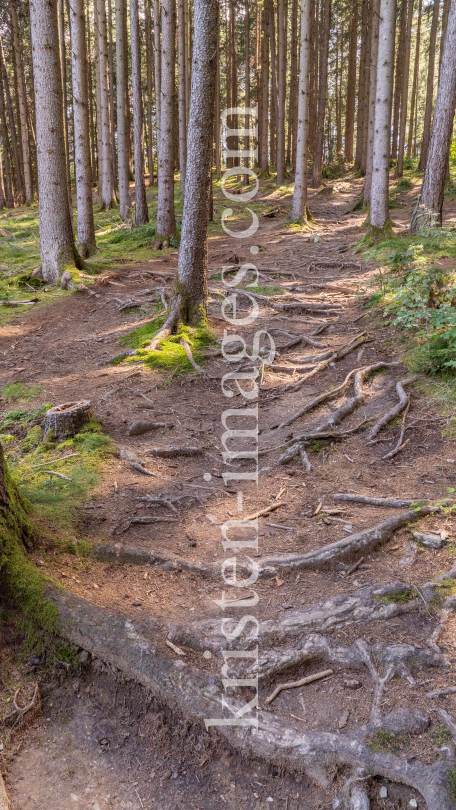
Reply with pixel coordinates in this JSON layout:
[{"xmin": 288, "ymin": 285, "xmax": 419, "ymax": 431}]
[{"xmin": 2, "ymin": 173, "xmax": 456, "ymax": 809}]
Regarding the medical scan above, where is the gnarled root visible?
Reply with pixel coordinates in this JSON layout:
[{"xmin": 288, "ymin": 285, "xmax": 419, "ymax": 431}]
[{"xmin": 368, "ymin": 376, "xmax": 419, "ymax": 440}]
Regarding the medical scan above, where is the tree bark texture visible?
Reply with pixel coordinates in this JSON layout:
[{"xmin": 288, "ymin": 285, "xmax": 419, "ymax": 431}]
[
  {"xmin": 9, "ymin": 0, "xmax": 33, "ymax": 204},
  {"xmin": 291, "ymin": 0, "xmax": 311, "ymax": 220},
  {"xmin": 418, "ymin": 0, "xmax": 440, "ymax": 170},
  {"xmin": 130, "ymin": 0, "xmax": 149, "ymax": 225},
  {"xmin": 344, "ymin": 0, "xmax": 357, "ymax": 160},
  {"xmin": 156, "ymin": 0, "xmax": 176, "ymax": 240},
  {"xmin": 96, "ymin": 0, "xmax": 116, "ymax": 208},
  {"xmin": 116, "ymin": 0, "xmax": 131, "ymax": 219},
  {"xmin": 312, "ymin": 0, "xmax": 331, "ymax": 186}
]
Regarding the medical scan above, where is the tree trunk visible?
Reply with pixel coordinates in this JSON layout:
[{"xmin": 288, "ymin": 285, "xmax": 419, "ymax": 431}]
[
  {"xmin": 57, "ymin": 0, "xmax": 72, "ymax": 206},
  {"xmin": 169, "ymin": 0, "xmax": 218, "ymax": 326},
  {"xmin": 276, "ymin": 0, "xmax": 288, "ymax": 183},
  {"xmin": 244, "ymin": 0, "xmax": 250, "ymax": 185},
  {"xmin": 177, "ymin": 0, "xmax": 187, "ymax": 195},
  {"xmin": 130, "ymin": 0, "xmax": 149, "ymax": 225},
  {"xmin": 391, "ymin": 0, "xmax": 407, "ymax": 160},
  {"xmin": 410, "ymin": 0, "xmax": 456, "ymax": 232},
  {"xmin": 215, "ymin": 23, "xmax": 221, "ymax": 179},
  {"xmin": 145, "ymin": 0, "xmax": 155, "ymax": 186},
  {"xmin": 344, "ymin": 0, "xmax": 357, "ymax": 160},
  {"xmin": 289, "ymin": 0, "xmax": 299, "ymax": 167},
  {"xmin": 406, "ymin": 0, "xmax": 422, "ymax": 159},
  {"xmin": 312, "ymin": 0, "xmax": 331, "ymax": 187},
  {"xmin": 0, "ymin": 50, "xmax": 14, "ymax": 208},
  {"xmin": 355, "ymin": 0, "xmax": 369, "ymax": 171},
  {"xmin": 368, "ymin": 0, "xmax": 397, "ymax": 235},
  {"xmin": 69, "ymin": 0, "xmax": 97, "ymax": 257},
  {"xmin": 395, "ymin": 0, "xmax": 414, "ymax": 176},
  {"xmin": 291, "ymin": 0, "xmax": 311, "ymax": 221},
  {"xmin": 115, "ymin": 0, "xmax": 131, "ymax": 219},
  {"xmin": 96, "ymin": 0, "xmax": 116, "ymax": 209},
  {"xmin": 364, "ymin": 0, "xmax": 380, "ymax": 203},
  {"xmin": 0, "ymin": 146, "xmax": 5, "ymax": 210},
  {"xmin": 29, "ymin": 0, "xmax": 81, "ymax": 282},
  {"xmin": 0, "ymin": 34, "xmax": 25, "ymax": 204},
  {"xmin": 9, "ymin": 0, "xmax": 33, "ymax": 205},
  {"xmin": 86, "ymin": 7, "xmax": 96, "ymax": 184},
  {"xmin": 154, "ymin": 0, "xmax": 162, "ymax": 158},
  {"xmin": 259, "ymin": 2, "xmax": 269, "ymax": 172},
  {"xmin": 107, "ymin": 0, "xmax": 117, "ymax": 190},
  {"xmin": 418, "ymin": 0, "xmax": 440, "ymax": 170},
  {"xmin": 156, "ymin": 0, "xmax": 176, "ymax": 242}
]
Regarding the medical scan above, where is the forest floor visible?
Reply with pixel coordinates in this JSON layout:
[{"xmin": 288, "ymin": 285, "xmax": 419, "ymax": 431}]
[{"xmin": 2, "ymin": 168, "xmax": 456, "ymax": 810}]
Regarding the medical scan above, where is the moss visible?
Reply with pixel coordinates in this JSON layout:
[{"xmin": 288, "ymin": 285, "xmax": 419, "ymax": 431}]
[
  {"xmin": 2, "ymin": 383, "xmax": 43, "ymax": 403},
  {"xmin": 449, "ymin": 767, "xmax": 456, "ymax": 802},
  {"xmin": 22, "ymin": 425, "xmax": 43, "ymax": 452},
  {"xmin": 430, "ymin": 725, "xmax": 453, "ymax": 746},
  {"xmin": 121, "ymin": 321, "xmax": 217, "ymax": 375},
  {"xmin": 376, "ymin": 588, "xmax": 413, "ymax": 604},
  {"xmin": 369, "ymin": 730, "xmax": 403, "ymax": 753}
]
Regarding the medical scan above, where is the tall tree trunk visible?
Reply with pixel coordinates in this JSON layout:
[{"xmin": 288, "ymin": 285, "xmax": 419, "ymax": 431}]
[
  {"xmin": 9, "ymin": 0, "xmax": 33, "ymax": 204},
  {"xmin": 410, "ymin": 0, "xmax": 456, "ymax": 231},
  {"xmin": 259, "ymin": 1, "xmax": 269, "ymax": 173},
  {"xmin": 418, "ymin": 0, "xmax": 440, "ymax": 170},
  {"xmin": 276, "ymin": 0, "xmax": 288, "ymax": 183},
  {"xmin": 107, "ymin": 0, "xmax": 117, "ymax": 190},
  {"xmin": 145, "ymin": 0, "xmax": 155, "ymax": 186},
  {"xmin": 0, "ymin": 144, "xmax": 6, "ymax": 209},
  {"xmin": 96, "ymin": 0, "xmax": 116, "ymax": 208},
  {"xmin": 177, "ymin": 0, "xmax": 187, "ymax": 194},
  {"xmin": 344, "ymin": 0, "xmax": 357, "ymax": 160},
  {"xmin": 355, "ymin": 0, "xmax": 368, "ymax": 170},
  {"xmin": 268, "ymin": 0, "xmax": 279, "ymax": 166},
  {"xmin": 116, "ymin": 0, "xmax": 131, "ymax": 218},
  {"xmin": 291, "ymin": 0, "xmax": 311, "ymax": 220},
  {"xmin": 57, "ymin": 0, "xmax": 72, "ymax": 207},
  {"xmin": 244, "ymin": 0, "xmax": 250, "ymax": 185},
  {"xmin": 368, "ymin": 0, "xmax": 397, "ymax": 235},
  {"xmin": 130, "ymin": 0, "xmax": 149, "ymax": 225},
  {"xmin": 86, "ymin": 5, "xmax": 96, "ymax": 184},
  {"xmin": 395, "ymin": 0, "xmax": 414, "ymax": 176},
  {"xmin": 312, "ymin": 0, "xmax": 331, "ymax": 187},
  {"xmin": 69, "ymin": 0, "xmax": 96, "ymax": 257},
  {"xmin": 0, "ymin": 34, "xmax": 25, "ymax": 203},
  {"xmin": 171, "ymin": 0, "xmax": 218, "ymax": 326},
  {"xmin": 391, "ymin": 0, "xmax": 407, "ymax": 159},
  {"xmin": 364, "ymin": 0, "xmax": 380, "ymax": 203},
  {"xmin": 29, "ymin": 0, "xmax": 81, "ymax": 282},
  {"xmin": 406, "ymin": 0, "xmax": 422, "ymax": 159},
  {"xmin": 155, "ymin": 0, "xmax": 176, "ymax": 242},
  {"xmin": 289, "ymin": 0, "xmax": 299, "ymax": 167},
  {"xmin": 215, "ymin": 22, "xmax": 221, "ymax": 179},
  {"xmin": 154, "ymin": 0, "xmax": 162, "ymax": 153},
  {"xmin": 0, "ymin": 51, "xmax": 14, "ymax": 208}
]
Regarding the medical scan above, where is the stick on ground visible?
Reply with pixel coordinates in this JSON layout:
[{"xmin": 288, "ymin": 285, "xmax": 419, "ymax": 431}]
[{"xmin": 265, "ymin": 669, "xmax": 333, "ymax": 705}]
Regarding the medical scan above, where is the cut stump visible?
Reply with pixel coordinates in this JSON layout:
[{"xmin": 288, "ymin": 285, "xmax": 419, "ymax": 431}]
[{"xmin": 43, "ymin": 401, "xmax": 92, "ymax": 442}]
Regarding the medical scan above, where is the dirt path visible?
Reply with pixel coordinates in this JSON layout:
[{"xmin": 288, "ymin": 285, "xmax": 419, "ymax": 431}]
[{"xmin": 3, "ymin": 177, "xmax": 456, "ymax": 810}]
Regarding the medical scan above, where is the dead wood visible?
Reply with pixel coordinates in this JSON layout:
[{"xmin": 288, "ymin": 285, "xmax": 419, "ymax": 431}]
[
  {"xmin": 128, "ymin": 461, "xmax": 157, "ymax": 476},
  {"xmin": 368, "ymin": 376, "xmax": 420, "ymax": 440},
  {"xmin": 13, "ymin": 684, "xmax": 39, "ymax": 715},
  {"xmin": 38, "ymin": 470, "xmax": 72, "ymax": 481},
  {"xmin": 332, "ymin": 494, "xmax": 429, "ymax": 508},
  {"xmin": 265, "ymin": 669, "xmax": 333, "ymax": 705},
  {"xmin": 344, "ymin": 557, "xmax": 365, "ymax": 576},
  {"xmin": 145, "ymin": 446, "xmax": 203, "ymax": 458},
  {"xmin": 243, "ymin": 502, "xmax": 283, "ymax": 521}
]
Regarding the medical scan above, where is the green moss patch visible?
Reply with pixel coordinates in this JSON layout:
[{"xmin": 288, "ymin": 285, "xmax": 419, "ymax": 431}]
[
  {"xmin": 120, "ymin": 321, "xmax": 217, "ymax": 375},
  {"xmin": 2, "ymin": 383, "xmax": 44, "ymax": 403}
]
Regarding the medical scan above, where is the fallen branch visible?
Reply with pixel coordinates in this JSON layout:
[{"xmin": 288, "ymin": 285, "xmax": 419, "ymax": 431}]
[
  {"xmin": 368, "ymin": 376, "xmax": 419, "ymax": 440},
  {"xmin": 38, "ymin": 470, "xmax": 72, "ymax": 481},
  {"xmin": 344, "ymin": 557, "xmax": 365, "ymax": 576},
  {"xmin": 166, "ymin": 638, "xmax": 186, "ymax": 656},
  {"xmin": 145, "ymin": 446, "xmax": 203, "ymax": 458},
  {"xmin": 265, "ymin": 669, "xmax": 333, "ymax": 705},
  {"xmin": 332, "ymin": 493, "xmax": 429, "ymax": 508},
  {"xmin": 13, "ymin": 684, "xmax": 39, "ymax": 715},
  {"xmin": 243, "ymin": 502, "xmax": 283, "ymax": 521}
]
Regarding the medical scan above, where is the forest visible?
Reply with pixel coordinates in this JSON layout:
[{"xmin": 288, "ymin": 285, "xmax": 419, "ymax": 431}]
[{"xmin": 2, "ymin": 0, "xmax": 456, "ymax": 807}]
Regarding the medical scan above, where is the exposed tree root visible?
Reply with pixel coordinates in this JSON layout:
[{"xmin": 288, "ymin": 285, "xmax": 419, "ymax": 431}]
[
  {"xmin": 367, "ymin": 376, "xmax": 419, "ymax": 440},
  {"xmin": 282, "ymin": 333, "xmax": 369, "ymax": 393},
  {"xmin": 122, "ymin": 516, "xmax": 178, "ymax": 531},
  {"xmin": 276, "ymin": 442, "xmax": 314, "ymax": 470},
  {"xmin": 136, "ymin": 495, "xmax": 179, "ymax": 513},
  {"xmin": 180, "ymin": 339, "xmax": 206, "ymax": 374},
  {"xmin": 381, "ymin": 401, "xmax": 411, "ymax": 460},
  {"xmin": 12, "ymin": 684, "xmax": 39, "ymax": 715},
  {"xmin": 332, "ymin": 493, "xmax": 430, "ymax": 508},
  {"xmin": 275, "ymin": 367, "xmax": 360, "ymax": 429},
  {"xmin": 356, "ymin": 639, "xmax": 395, "ymax": 725},
  {"xmin": 145, "ymin": 446, "xmax": 203, "ymax": 458},
  {"xmin": 49, "ymin": 588, "xmax": 456, "ymax": 810},
  {"xmin": 348, "ymin": 783, "xmax": 371, "ymax": 810},
  {"xmin": 435, "ymin": 709, "xmax": 456, "ymax": 743}
]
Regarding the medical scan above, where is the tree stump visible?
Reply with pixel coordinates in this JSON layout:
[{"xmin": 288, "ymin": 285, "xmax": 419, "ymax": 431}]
[{"xmin": 43, "ymin": 401, "xmax": 92, "ymax": 442}]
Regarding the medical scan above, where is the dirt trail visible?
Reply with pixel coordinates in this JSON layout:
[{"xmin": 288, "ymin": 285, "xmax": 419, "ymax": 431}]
[{"xmin": 3, "ymin": 177, "xmax": 456, "ymax": 810}]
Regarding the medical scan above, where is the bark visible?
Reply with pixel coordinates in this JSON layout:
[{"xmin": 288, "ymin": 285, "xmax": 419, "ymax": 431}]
[
  {"xmin": 268, "ymin": 0, "xmax": 279, "ymax": 166},
  {"xmin": 116, "ymin": 0, "xmax": 131, "ymax": 219},
  {"xmin": 407, "ymin": 0, "xmax": 422, "ymax": 159},
  {"xmin": 107, "ymin": 0, "xmax": 117, "ymax": 189},
  {"xmin": 130, "ymin": 0, "xmax": 149, "ymax": 225},
  {"xmin": 259, "ymin": 2, "xmax": 269, "ymax": 172},
  {"xmin": 86, "ymin": 7, "xmax": 96, "ymax": 183},
  {"xmin": 276, "ymin": 0, "xmax": 288, "ymax": 183},
  {"xmin": 289, "ymin": 0, "xmax": 299, "ymax": 167},
  {"xmin": 410, "ymin": 0, "xmax": 456, "ymax": 232},
  {"xmin": 173, "ymin": 0, "xmax": 218, "ymax": 323},
  {"xmin": 215, "ymin": 23, "xmax": 221, "ymax": 178},
  {"xmin": 368, "ymin": 0, "xmax": 397, "ymax": 233},
  {"xmin": 177, "ymin": 0, "xmax": 187, "ymax": 194},
  {"xmin": 154, "ymin": 0, "xmax": 162, "ymax": 147},
  {"xmin": 244, "ymin": 0, "xmax": 250, "ymax": 184},
  {"xmin": 145, "ymin": 0, "xmax": 155, "ymax": 185},
  {"xmin": 57, "ymin": 0, "xmax": 72, "ymax": 204},
  {"xmin": 0, "ymin": 34, "xmax": 25, "ymax": 203},
  {"xmin": 290, "ymin": 0, "xmax": 311, "ymax": 221},
  {"xmin": 69, "ymin": 0, "xmax": 97, "ymax": 257},
  {"xmin": 355, "ymin": 0, "xmax": 369, "ymax": 171},
  {"xmin": 418, "ymin": 0, "xmax": 440, "ymax": 171},
  {"xmin": 0, "ymin": 49, "xmax": 14, "ymax": 208},
  {"xmin": 391, "ymin": 0, "xmax": 407, "ymax": 160},
  {"xmin": 395, "ymin": 0, "xmax": 415, "ymax": 177},
  {"xmin": 312, "ymin": 0, "xmax": 331, "ymax": 186},
  {"xmin": 29, "ymin": 0, "xmax": 81, "ymax": 282},
  {"xmin": 156, "ymin": 0, "xmax": 176, "ymax": 240},
  {"xmin": 9, "ymin": 0, "xmax": 33, "ymax": 204},
  {"xmin": 364, "ymin": 0, "xmax": 380, "ymax": 203},
  {"xmin": 0, "ymin": 146, "xmax": 5, "ymax": 210},
  {"xmin": 344, "ymin": 0, "xmax": 358, "ymax": 160},
  {"xmin": 95, "ymin": 0, "xmax": 116, "ymax": 208}
]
